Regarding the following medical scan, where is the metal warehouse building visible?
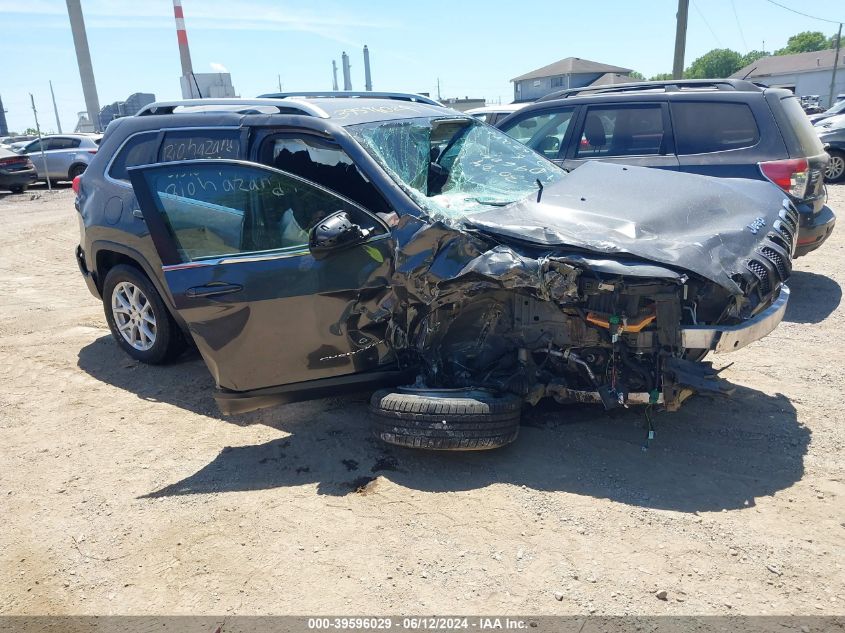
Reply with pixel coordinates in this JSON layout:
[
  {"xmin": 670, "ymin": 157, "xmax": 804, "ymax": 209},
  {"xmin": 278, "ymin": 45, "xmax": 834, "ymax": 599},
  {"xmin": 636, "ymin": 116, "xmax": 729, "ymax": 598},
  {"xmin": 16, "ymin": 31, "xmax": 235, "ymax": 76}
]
[{"xmin": 731, "ymin": 49, "xmax": 844, "ymax": 107}]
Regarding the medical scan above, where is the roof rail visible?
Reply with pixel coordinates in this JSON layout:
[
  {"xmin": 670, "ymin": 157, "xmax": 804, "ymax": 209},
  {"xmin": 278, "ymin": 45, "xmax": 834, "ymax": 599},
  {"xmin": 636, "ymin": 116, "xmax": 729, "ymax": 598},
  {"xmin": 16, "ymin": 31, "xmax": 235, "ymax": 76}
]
[
  {"xmin": 536, "ymin": 78, "xmax": 763, "ymax": 102},
  {"xmin": 258, "ymin": 91, "xmax": 444, "ymax": 107},
  {"xmin": 135, "ymin": 98, "xmax": 330, "ymax": 119}
]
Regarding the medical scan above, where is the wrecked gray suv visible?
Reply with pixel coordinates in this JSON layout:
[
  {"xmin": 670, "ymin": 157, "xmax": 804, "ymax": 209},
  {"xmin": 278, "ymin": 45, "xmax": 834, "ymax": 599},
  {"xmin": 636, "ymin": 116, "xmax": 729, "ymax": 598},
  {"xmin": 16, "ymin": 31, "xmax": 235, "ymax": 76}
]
[{"xmin": 74, "ymin": 94, "xmax": 794, "ymax": 450}]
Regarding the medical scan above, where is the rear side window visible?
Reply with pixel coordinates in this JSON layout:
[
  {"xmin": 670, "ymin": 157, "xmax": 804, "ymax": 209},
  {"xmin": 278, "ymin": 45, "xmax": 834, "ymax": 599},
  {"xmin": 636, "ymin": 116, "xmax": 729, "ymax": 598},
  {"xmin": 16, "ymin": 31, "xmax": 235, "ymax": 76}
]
[
  {"xmin": 48, "ymin": 137, "xmax": 82, "ymax": 150},
  {"xmin": 108, "ymin": 132, "xmax": 160, "ymax": 181},
  {"xmin": 672, "ymin": 102, "xmax": 759, "ymax": 154},
  {"xmin": 158, "ymin": 130, "xmax": 240, "ymax": 162},
  {"xmin": 777, "ymin": 96, "xmax": 825, "ymax": 157},
  {"xmin": 576, "ymin": 104, "xmax": 665, "ymax": 157}
]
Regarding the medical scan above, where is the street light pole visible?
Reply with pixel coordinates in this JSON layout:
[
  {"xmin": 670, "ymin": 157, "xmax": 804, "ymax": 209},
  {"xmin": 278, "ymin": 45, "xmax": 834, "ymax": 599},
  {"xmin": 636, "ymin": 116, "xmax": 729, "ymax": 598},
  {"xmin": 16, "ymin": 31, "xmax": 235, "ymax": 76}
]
[{"xmin": 30, "ymin": 94, "xmax": 52, "ymax": 192}]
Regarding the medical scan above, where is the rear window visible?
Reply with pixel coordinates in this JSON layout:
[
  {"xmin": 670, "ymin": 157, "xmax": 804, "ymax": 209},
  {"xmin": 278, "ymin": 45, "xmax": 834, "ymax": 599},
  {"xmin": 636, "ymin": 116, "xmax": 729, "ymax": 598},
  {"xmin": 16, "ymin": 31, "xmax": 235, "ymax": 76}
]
[
  {"xmin": 158, "ymin": 130, "xmax": 240, "ymax": 162},
  {"xmin": 671, "ymin": 102, "xmax": 759, "ymax": 154},
  {"xmin": 108, "ymin": 132, "xmax": 160, "ymax": 181},
  {"xmin": 778, "ymin": 96, "xmax": 825, "ymax": 157}
]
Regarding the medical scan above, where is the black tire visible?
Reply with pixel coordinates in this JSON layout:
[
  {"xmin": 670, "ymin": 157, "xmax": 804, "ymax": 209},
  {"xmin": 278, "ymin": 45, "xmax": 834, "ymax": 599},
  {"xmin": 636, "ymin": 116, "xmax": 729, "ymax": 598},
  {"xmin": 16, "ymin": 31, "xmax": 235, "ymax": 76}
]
[
  {"xmin": 9, "ymin": 185, "xmax": 26, "ymax": 194},
  {"xmin": 68, "ymin": 164, "xmax": 86, "ymax": 180},
  {"xmin": 370, "ymin": 387, "xmax": 522, "ymax": 451},
  {"xmin": 102, "ymin": 264, "xmax": 186, "ymax": 364},
  {"xmin": 825, "ymin": 150, "xmax": 845, "ymax": 183}
]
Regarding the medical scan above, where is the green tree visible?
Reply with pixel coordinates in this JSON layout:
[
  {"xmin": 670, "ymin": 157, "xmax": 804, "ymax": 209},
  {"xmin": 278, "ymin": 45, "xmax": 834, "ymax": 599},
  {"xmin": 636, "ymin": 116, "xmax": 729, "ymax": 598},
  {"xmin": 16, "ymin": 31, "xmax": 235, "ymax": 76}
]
[
  {"xmin": 628, "ymin": 71, "xmax": 645, "ymax": 80},
  {"xmin": 740, "ymin": 50, "xmax": 769, "ymax": 68},
  {"xmin": 776, "ymin": 31, "xmax": 829, "ymax": 54},
  {"xmin": 684, "ymin": 48, "xmax": 744, "ymax": 79},
  {"xmin": 649, "ymin": 72, "xmax": 673, "ymax": 81}
]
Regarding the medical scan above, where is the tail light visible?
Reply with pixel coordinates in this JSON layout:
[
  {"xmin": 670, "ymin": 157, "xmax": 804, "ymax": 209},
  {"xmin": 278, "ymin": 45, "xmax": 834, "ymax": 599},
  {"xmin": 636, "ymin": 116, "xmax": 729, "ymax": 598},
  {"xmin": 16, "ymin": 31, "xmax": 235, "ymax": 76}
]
[
  {"xmin": 87, "ymin": 150, "xmax": 97, "ymax": 155},
  {"xmin": 759, "ymin": 158, "xmax": 809, "ymax": 199},
  {"xmin": 72, "ymin": 175, "xmax": 82, "ymax": 194},
  {"xmin": 0, "ymin": 155, "xmax": 30, "ymax": 167}
]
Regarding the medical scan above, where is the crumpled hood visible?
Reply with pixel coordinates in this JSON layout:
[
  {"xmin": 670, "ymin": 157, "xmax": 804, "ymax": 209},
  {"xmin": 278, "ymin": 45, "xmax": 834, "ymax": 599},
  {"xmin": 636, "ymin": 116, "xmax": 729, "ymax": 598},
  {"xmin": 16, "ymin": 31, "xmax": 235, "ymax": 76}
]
[{"xmin": 464, "ymin": 161, "xmax": 789, "ymax": 294}]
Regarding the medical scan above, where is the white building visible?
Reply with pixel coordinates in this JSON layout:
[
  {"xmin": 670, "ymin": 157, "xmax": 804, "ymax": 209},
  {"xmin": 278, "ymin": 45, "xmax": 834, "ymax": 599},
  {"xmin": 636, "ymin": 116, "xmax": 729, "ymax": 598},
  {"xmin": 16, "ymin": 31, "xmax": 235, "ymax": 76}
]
[
  {"xmin": 180, "ymin": 73, "xmax": 238, "ymax": 99},
  {"xmin": 731, "ymin": 49, "xmax": 844, "ymax": 107}
]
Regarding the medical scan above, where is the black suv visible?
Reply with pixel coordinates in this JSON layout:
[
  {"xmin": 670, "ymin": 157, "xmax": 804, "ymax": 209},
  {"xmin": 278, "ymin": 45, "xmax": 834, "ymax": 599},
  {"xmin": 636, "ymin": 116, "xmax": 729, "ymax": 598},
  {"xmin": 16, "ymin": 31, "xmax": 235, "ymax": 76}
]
[
  {"xmin": 498, "ymin": 79, "xmax": 835, "ymax": 257},
  {"xmin": 75, "ymin": 93, "xmax": 793, "ymax": 450}
]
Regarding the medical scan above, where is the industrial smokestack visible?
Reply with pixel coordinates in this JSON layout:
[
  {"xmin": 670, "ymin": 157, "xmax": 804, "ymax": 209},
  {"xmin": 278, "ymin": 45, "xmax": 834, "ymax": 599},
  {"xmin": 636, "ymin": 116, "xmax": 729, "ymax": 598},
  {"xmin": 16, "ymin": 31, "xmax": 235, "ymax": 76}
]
[
  {"xmin": 0, "ymin": 95, "xmax": 8, "ymax": 136},
  {"xmin": 363, "ymin": 45, "xmax": 372, "ymax": 92},
  {"xmin": 332, "ymin": 60, "xmax": 339, "ymax": 91},
  {"xmin": 172, "ymin": 0, "xmax": 194, "ymax": 78},
  {"xmin": 341, "ymin": 51, "xmax": 352, "ymax": 91},
  {"xmin": 65, "ymin": 0, "xmax": 101, "ymax": 132}
]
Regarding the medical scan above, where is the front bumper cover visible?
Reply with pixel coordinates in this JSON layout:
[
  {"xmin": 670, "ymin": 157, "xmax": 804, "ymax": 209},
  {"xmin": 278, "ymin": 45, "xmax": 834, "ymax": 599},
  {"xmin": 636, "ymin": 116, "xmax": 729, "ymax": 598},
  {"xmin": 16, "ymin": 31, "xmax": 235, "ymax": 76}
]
[{"xmin": 680, "ymin": 285, "xmax": 789, "ymax": 353}]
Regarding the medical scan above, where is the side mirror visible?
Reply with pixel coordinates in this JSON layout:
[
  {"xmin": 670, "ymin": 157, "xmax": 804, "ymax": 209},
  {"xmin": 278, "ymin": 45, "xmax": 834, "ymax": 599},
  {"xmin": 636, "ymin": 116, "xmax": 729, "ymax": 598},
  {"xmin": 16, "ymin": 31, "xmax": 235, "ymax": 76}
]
[{"xmin": 309, "ymin": 211, "xmax": 369, "ymax": 257}]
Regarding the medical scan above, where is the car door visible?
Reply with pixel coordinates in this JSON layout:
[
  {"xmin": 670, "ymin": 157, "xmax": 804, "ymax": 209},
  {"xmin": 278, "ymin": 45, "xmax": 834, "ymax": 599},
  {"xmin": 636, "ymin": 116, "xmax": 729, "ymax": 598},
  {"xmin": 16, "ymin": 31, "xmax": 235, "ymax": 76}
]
[
  {"xmin": 561, "ymin": 102, "xmax": 680, "ymax": 172},
  {"xmin": 128, "ymin": 159, "xmax": 394, "ymax": 393},
  {"xmin": 46, "ymin": 137, "xmax": 82, "ymax": 178},
  {"xmin": 22, "ymin": 139, "xmax": 49, "ymax": 178}
]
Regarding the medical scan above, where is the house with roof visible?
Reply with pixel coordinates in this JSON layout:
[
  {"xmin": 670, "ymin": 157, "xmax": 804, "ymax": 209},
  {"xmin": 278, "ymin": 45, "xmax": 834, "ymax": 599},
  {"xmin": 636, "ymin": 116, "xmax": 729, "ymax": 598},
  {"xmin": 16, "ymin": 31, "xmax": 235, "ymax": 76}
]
[
  {"xmin": 731, "ymin": 49, "xmax": 845, "ymax": 107},
  {"xmin": 511, "ymin": 57, "xmax": 633, "ymax": 102}
]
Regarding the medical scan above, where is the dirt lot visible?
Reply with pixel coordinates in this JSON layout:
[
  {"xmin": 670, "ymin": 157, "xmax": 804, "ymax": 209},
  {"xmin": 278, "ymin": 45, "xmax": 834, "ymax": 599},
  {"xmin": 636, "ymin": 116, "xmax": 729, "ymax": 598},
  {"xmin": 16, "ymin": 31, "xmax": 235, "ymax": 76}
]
[{"xmin": 0, "ymin": 183, "xmax": 843, "ymax": 616}]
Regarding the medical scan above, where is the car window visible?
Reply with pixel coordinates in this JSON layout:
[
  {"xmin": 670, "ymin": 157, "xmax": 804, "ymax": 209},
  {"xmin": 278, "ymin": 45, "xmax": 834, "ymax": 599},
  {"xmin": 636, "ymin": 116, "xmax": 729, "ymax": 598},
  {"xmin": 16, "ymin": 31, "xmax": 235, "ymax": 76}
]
[
  {"xmin": 470, "ymin": 113, "xmax": 491, "ymax": 123},
  {"xmin": 671, "ymin": 102, "xmax": 759, "ymax": 154},
  {"xmin": 260, "ymin": 135, "xmax": 390, "ymax": 213},
  {"xmin": 158, "ymin": 129, "xmax": 240, "ymax": 162},
  {"xmin": 47, "ymin": 137, "xmax": 82, "ymax": 150},
  {"xmin": 138, "ymin": 162, "xmax": 383, "ymax": 263},
  {"xmin": 499, "ymin": 108, "xmax": 576, "ymax": 159},
  {"xmin": 576, "ymin": 104, "xmax": 665, "ymax": 157},
  {"xmin": 778, "ymin": 96, "xmax": 825, "ymax": 157},
  {"xmin": 109, "ymin": 132, "xmax": 161, "ymax": 181},
  {"xmin": 23, "ymin": 140, "xmax": 43, "ymax": 154}
]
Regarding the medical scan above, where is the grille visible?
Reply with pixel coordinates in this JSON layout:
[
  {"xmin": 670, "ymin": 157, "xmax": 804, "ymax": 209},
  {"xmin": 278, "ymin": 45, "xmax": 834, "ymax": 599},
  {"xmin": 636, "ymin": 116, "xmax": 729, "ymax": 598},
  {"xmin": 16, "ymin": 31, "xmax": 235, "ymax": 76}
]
[
  {"xmin": 767, "ymin": 233, "xmax": 790, "ymax": 253},
  {"xmin": 761, "ymin": 246, "xmax": 789, "ymax": 281},
  {"xmin": 747, "ymin": 259, "xmax": 771, "ymax": 296}
]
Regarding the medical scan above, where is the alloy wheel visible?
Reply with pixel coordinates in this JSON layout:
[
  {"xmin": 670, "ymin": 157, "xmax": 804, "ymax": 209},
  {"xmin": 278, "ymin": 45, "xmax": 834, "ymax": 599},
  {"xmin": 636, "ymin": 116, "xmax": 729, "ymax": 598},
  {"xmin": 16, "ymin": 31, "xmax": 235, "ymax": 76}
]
[
  {"xmin": 826, "ymin": 154, "xmax": 845, "ymax": 181},
  {"xmin": 111, "ymin": 281, "xmax": 157, "ymax": 351}
]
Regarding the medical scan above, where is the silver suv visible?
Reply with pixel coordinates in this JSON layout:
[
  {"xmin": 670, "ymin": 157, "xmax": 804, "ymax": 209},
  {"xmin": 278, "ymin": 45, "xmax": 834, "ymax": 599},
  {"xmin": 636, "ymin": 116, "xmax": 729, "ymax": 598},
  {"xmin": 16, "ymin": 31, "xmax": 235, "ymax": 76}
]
[{"xmin": 18, "ymin": 133, "xmax": 102, "ymax": 183}]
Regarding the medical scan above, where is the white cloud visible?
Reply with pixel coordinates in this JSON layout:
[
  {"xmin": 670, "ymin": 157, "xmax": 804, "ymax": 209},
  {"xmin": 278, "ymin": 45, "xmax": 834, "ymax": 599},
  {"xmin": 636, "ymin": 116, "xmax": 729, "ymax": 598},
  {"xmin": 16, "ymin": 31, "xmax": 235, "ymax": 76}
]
[{"xmin": 209, "ymin": 62, "xmax": 228, "ymax": 73}]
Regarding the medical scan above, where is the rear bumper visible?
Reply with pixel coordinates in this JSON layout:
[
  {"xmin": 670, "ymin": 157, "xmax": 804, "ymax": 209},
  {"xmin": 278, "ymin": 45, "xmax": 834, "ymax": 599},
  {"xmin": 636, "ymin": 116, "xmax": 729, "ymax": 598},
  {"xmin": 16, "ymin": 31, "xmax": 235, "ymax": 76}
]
[
  {"xmin": 795, "ymin": 204, "xmax": 836, "ymax": 257},
  {"xmin": 75, "ymin": 245, "xmax": 101, "ymax": 299},
  {"xmin": 0, "ymin": 167, "xmax": 38, "ymax": 188},
  {"xmin": 680, "ymin": 285, "xmax": 789, "ymax": 353}
]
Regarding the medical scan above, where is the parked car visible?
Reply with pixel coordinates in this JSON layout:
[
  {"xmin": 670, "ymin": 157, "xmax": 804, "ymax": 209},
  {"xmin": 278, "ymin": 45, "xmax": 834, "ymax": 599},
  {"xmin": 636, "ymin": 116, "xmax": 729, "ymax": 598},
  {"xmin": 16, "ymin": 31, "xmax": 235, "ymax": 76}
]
[
  {"xmin": 0, "ymin": 148, "xmax": 38, "ymax": 193},
  {"xmin": 0, "ymin": 134, "xmax": 37, "ymax": 149},
  {"xmin": 497, "ymin": 79, "xmax": 835, "ymax": 257},
  {"xmin": 18, "ymin": 133, "xmax": 102, "ymax": 183},
  {"xmin": 466, "ymin": 103, "xmax": 527, "ymax": 126},
  {"xmin": 808, "ymin": 98, "xmax": 845, "ymax": 125},
  {"xmin": 817, "ymin": 118, "xmax": 845, "ymax": 183},
  {"xmin": 75, "ymin": 94, "xmax": 793, "ymax": 450}
]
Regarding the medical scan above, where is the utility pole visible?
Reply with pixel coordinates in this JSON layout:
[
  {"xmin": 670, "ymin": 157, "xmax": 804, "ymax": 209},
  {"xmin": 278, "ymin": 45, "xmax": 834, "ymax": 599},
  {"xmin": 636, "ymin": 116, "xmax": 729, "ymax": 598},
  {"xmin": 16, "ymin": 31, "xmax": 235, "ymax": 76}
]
[
  {"xmin": 30, "ymin": 94, "xmax": 51, "ymax": 192},
  {"xmin": 672, "ymin": 0, "xmax": 689, "ymax": 80},
  {"xmin": 49, "ymin": 81, "xmax": 62, "ymax": 134},
  {"xmin": 829, "ymin": 22, "xmax": 842, "ymax": 109}
]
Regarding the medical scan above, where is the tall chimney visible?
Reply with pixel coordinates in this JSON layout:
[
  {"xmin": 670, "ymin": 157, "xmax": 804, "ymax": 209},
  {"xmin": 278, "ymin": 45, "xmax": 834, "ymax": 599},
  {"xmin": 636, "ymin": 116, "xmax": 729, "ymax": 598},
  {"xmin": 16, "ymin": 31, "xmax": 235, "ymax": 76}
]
[
  {"xmin": 65, "ymin": 0, "xmax": 101, "ymax": 132},
  {"xmin": 173, "ymin": 0, "xmax": 194, "ymax": 78},
  {"xmin": 332, "ymin": 60, "xmax": 339, "ymax": 91},
  {"xmin": 341, "ymin": 51, "xmax": 352, "ymax": 91},
  {"xmin": 0, "ymin": 95, "xmax": 8, "ymax": 136},
  {"xmin": 363, "ymin": 45, "xmax": 372, "ymax": 91}
]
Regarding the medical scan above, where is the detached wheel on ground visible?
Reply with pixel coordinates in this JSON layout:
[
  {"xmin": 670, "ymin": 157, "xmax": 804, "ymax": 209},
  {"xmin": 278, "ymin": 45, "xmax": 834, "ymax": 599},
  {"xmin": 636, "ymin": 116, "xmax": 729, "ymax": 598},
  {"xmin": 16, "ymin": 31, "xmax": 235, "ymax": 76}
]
[
  {"xmin": 102, "ymin": 264, "xmax": 186, "ymax": 364},
  {"xmin": 825, "ymin": 150, "xmax": 845, "ymax": 183},
  {"xmin": 370, "ymin": 387, "xmax": 522, "ymax": 450}
]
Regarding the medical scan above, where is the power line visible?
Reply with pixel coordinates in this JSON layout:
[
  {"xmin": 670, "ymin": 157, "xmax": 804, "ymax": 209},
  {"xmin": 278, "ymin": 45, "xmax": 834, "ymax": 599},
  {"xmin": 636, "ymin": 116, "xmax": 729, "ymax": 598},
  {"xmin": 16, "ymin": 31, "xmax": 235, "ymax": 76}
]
[
  {"xmin": 690, "ymin": 0, "xmax": 723, "ymax": 47},
  {"xmin": 731, "ymin": 0, "xmax": 748, "ymax": 52},
  {"xmin": 763, "ymin": 0, "xmax": 842, "ymax": 26}
]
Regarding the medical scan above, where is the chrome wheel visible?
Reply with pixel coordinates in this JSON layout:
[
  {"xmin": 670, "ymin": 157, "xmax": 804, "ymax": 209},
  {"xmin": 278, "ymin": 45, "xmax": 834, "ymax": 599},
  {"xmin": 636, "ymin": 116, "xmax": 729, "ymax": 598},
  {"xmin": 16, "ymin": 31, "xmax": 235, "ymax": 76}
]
[
  {"xmin": 826, "ymin": 154, "xmax": 845, "ymax": 181},
  {"xmin": 111, "ymin": 281, "xmax": 157, "ymax": 351}
]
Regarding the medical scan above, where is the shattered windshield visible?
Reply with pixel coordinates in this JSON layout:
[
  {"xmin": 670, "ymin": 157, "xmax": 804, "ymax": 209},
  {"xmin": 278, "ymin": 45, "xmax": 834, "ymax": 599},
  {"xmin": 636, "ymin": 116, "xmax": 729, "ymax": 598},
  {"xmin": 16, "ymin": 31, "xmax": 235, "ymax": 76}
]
[{"xmin": 348, "ymin": 116, "xmax": 564, "ymax": 220}]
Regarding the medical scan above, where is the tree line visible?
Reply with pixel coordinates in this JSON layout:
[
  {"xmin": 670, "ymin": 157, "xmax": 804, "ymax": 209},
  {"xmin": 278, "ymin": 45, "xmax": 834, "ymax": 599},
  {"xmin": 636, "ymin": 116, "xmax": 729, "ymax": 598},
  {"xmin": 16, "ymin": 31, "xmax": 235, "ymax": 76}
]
[{"xmin": 640, "ymin": 30, "xmax": 841, "ymax": 81}]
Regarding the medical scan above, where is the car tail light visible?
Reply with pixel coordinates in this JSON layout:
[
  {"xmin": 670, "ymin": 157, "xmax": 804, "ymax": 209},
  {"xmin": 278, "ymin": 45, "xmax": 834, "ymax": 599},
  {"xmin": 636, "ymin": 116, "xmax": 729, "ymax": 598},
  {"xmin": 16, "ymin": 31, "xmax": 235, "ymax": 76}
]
[
  {"xmin": 0, "ymin": 155, "xmax": 30, "ymax": 167},
  {"xmin": 759, "ymin": 158, "xmax": 809, "ymax": 199},
  {"xmin": 87, "ymin": 150, "xmax": 97, "ymax": 154},
  {"xmin": 72, "ymin": 175, "xmax": 81, "ymax": 194}
]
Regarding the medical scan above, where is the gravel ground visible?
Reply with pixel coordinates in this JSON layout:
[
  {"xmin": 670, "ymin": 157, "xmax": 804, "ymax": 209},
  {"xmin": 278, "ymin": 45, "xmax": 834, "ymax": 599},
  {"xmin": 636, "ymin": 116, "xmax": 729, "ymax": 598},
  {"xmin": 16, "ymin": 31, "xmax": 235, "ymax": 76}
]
[{"xmin": 0, "ymin": 182, "xmax": 842, "ymax": 615}]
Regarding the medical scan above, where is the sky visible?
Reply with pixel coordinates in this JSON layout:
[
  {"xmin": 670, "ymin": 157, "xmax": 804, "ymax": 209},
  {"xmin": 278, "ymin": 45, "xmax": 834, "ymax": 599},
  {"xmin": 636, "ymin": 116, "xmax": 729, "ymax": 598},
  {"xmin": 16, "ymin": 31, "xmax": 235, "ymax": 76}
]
[{"xmin": 1, "ymin": 0, "xmax": 844, "ymax": 134}]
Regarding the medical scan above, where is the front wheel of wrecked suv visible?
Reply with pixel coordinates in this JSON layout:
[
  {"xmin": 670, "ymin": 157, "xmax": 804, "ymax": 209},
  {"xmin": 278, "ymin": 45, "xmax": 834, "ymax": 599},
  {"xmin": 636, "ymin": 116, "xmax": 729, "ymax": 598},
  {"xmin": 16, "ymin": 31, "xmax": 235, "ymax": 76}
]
[
  {"xmin": 102, "ymin": 264, "xmax": 186, "ymax": 364},
  {"xmin": 370, "ymin": 387, "xmax": 522, "ymax": 450}
]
